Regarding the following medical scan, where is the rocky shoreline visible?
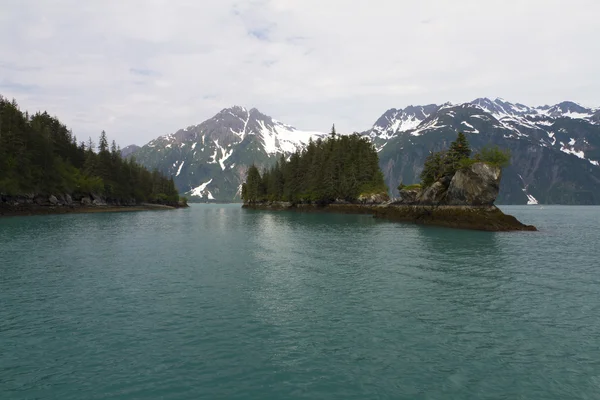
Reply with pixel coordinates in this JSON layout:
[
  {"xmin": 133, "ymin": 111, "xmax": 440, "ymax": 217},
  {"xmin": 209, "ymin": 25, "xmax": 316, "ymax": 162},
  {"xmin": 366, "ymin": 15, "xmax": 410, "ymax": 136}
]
[
  {"xmin": 242, "ymin": 162, "xmax": 537, "ymax": 232},
  {"xmin": 242, "ymin": 202, "xmax": 536, "ymax": 231},
  {"xmin": 0, "ymin": 193, "xmax": 188, "ymax": 218}
]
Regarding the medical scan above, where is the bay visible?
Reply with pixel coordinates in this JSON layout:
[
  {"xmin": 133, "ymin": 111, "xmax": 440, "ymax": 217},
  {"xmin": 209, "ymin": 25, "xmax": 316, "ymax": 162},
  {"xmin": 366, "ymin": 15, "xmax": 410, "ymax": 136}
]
[{"xmin": 1, "ymin": 205, "xmax": 599, "ymax": 399}]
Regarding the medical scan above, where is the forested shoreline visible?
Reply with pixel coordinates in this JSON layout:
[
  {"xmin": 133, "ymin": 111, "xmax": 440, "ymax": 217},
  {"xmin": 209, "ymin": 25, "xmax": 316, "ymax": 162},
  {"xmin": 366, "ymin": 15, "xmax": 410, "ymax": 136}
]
[
  {"xmin": 0, "ymin": 96, "xmax": 183, "ymax": 207},
  {"xmin": 242, "ymin": 129, "xmax": 388, "ymax": 203}
]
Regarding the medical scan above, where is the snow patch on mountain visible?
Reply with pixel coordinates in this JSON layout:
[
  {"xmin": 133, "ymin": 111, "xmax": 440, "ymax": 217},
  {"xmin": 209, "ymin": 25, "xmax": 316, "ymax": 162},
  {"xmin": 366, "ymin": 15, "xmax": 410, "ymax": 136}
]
[
  {"xmin": 526, "ymin": 194, "xmax": 539, "ymax": 205},
  {"xmin": 217, "ymin": 141, "xmax": 233, "ymax": 171},
  {"xmin": 518, "ymin": 174, "xmax": 538, "ymax": 205},
  {"xmin": 411, "ymin": 118, "xmax": 446, "ymax": 136},
  {"xmin": 189, "ymin": 179, "xmax": 213, "ymax": 197},
  {"xmin": 461, "ymin": 121, "xmax": 479, "ymax": 134},
  {"xmin": 258, "ymin": 119, "xmax": 325, "ymax": 155},
  {"xmin": 176, "ymin": 161, "xmax": 185, "ymax": 177},
  {"xmin": 560, "ymin": 142, "xmax": 585, "ymax": 159}
]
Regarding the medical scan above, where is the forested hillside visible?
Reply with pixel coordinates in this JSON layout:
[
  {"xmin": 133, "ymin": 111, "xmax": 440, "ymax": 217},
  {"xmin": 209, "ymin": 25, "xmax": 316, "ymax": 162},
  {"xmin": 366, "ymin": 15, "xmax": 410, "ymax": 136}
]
[
  {"xmin": 0, "ymin": 96, "xmax": 180, "ymax": 204},
  {"xmin": 242, "ymin": 131, "xmax": 388, "ymax": 203}
]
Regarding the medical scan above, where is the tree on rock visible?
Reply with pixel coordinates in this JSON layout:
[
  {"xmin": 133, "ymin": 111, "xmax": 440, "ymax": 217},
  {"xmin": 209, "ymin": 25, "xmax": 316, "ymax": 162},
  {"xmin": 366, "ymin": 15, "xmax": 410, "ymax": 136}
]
[{"xmin": 447, "ymin": 132, "xmax": 471, "ymax": 167}]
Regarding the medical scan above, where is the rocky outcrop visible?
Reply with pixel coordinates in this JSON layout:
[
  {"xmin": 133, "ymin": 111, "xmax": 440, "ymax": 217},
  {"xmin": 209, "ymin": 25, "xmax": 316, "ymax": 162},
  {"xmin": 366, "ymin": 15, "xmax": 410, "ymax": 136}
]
[
  {"xmin": 397, "ymin": 188, "xmax": 420, "ymax": 204},
  {"xmin": 1, "ymin": 192, "xmax": 187, "ymax": 217},
  {"xmin": 357, "ymin": 192, "xmax": 390, "ymax": 204},
  {"xmin": 395, "ymin": 163, "xmax": 502, "ymax": 207},
  {"xmin": 446, "ymin": 163, "xmax": 501, "ymax": 206}
]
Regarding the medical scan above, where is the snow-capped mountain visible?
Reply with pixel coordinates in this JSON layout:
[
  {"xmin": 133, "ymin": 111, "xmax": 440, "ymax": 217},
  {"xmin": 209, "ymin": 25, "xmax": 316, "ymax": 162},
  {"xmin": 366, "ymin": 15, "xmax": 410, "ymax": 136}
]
[
  {"xmin": 129, "ymin": 106, "xmax": 326, "ymax": 201},
  {"xmin": 120, "ymin": 144, "xmax": 141, "ymax": 158},
  {"xmin": 369, "ymin": 98, "xmax": 600, "ymax": 204},
  {"xmin": 126, "ymin": 98, "xmax": 600, "ymax": 204},
  {"xmin": 365, "ymin": 98, "xmax": 599, "ymax": 142}
]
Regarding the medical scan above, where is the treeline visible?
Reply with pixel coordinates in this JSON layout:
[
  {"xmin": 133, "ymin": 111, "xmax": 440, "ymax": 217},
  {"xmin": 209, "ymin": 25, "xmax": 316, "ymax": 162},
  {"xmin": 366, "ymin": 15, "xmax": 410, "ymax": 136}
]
[
  {"xmin": 0, "ymin": 96, "xmax": 180, "ymax": 203},
  {"xmin": 242, "ymin": 129, "xmax": 388, "ymax": 203},
  {"xmin": 415, "ymin": 132, "xmax": 511, "ymax": 188}
]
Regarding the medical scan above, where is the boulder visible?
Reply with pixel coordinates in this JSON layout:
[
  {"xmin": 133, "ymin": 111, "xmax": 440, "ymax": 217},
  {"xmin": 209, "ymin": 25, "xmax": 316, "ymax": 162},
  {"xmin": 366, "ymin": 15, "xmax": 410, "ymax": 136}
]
[
  {"xmin": 81, "ymin": 196, "xmax": 92, "ymax": 206},
  {"xmin": 34, "ymin": 196, "xmax": 47, "ymax": 205},
  {"xmin": 65, "ymin": 194, "xmax": 73, "ymax": 205},
  {"xmin": 91, "ymin": 193, "xmax": 103, "ymax": 202},
  {"xmin": 418, "ymin": 181, "xmax": 447, "ymax": 204},
  {"xmin": 397, "ymin": 189, "xmax": 420, "ymax": 204},
  {"xmin": 48, "ymin": 195, "xmax": 59, "ymax": 205},
  {"xmin": 446, "ymin": 163, "xmax": 501, "ymax": 206},
  {"xmin": 357, "ymin": 192, "xmax": 390, "ymax": 204},
  {"xmin": 90, "ymin": 193, "xmax": 107, "ymax": 206}
]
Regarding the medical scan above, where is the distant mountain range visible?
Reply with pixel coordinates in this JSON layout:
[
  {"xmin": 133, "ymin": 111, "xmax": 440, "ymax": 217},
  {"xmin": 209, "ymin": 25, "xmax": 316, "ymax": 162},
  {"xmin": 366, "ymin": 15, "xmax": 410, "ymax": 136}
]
[{"xmin": 125, "ymin": 98, "xmax": 600, "ymax": 204}]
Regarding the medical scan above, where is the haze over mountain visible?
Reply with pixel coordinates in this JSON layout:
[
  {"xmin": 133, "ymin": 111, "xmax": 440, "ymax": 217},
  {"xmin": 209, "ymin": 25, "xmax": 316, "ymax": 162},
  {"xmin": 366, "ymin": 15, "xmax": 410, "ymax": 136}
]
[{"xmin": 126, "ymin": 98, "xmax": 600, "ymax": 204}]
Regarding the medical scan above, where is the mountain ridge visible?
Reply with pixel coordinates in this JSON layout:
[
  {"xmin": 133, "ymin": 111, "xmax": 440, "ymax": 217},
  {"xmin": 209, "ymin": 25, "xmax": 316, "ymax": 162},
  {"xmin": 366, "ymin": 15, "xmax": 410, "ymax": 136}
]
[{"xmin": 124, "ymin": 98, "xmax": 600, "ymax": 204}]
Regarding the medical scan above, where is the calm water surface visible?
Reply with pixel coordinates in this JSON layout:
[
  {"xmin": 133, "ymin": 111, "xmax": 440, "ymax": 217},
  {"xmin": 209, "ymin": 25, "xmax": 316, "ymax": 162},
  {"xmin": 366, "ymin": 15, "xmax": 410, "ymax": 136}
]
[{"xmin": 1, "ymin": 205, "xmax": 599, "ymax": 399}]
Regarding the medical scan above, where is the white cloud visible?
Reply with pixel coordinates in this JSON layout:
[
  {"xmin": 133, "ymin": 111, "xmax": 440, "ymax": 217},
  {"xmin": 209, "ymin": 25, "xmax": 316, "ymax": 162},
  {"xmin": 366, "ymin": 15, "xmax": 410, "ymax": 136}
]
[{"xmin": 1, "ymin": 0, "xmax": 599, "ymax": 146}]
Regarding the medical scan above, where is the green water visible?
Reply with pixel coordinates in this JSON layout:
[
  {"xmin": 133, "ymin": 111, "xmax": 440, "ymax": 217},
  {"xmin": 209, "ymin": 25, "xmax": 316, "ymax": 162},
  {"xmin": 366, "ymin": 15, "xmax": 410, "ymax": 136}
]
[{"xmin": 1, "ymin": 205, "xmax": 599, "ymax": 399}]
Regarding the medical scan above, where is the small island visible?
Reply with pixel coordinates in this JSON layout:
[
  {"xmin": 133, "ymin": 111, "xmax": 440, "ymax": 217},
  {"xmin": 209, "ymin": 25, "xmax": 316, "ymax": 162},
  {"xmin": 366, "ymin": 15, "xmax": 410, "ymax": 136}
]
[{"xmin": 242, "ymin": 129, "xmax": 536, "ymax": 231}]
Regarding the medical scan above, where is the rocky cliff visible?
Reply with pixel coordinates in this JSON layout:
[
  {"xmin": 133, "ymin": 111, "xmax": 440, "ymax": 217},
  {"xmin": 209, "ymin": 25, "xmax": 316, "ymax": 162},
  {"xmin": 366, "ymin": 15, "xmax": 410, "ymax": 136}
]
[
  {"xmin": 396, "ymin": 163, "xmax": 501, "ymax": 206},
  {"xmin": 382, "ymin": 162, "xmax": 536, "ymax": 231}
]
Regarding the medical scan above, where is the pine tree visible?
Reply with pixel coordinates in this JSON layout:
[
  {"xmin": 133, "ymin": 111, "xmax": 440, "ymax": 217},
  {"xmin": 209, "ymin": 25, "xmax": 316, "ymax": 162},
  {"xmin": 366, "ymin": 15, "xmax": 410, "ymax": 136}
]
[
  {"xmin": 447, "ymin": 132, "xmax": 471, "ymax": 164},
  {"xmin": 244, "ymin": 133, "xmax": 387, "ymax": 204}
]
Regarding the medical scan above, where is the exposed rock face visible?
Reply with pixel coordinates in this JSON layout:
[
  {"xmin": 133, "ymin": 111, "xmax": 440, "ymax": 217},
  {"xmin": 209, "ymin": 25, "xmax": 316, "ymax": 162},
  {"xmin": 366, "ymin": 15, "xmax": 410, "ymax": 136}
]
[
  {"xmin": 48, "ymin": 195, "xmax": 59, "ymax": 205},
  {"xmin": 357, "ymin": 192, "xmax": 390, "ymax": 204},
  {"xmin": 418, "ymin": 181, "xmax": 447, "ymax": 204},
  {"xmin": 446, "ymin": 163, "xmax": 501, "ymax": 206},
  {"xmin": 397, "ymin": 188, "xmax": 420, "ymax": 204},
  {"xmin": 395, "ymin": 162, "xmax": 502, "ymax": 207}
]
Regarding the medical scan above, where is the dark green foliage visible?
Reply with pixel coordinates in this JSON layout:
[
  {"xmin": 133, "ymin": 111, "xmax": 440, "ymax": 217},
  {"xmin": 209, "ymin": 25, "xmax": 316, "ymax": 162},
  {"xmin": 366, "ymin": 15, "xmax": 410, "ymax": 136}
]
[
  {"xmin": 402, "ymin": 183, "xmax": 422, "ymax": 190},
  {"xmin": 0, "ymin": 96, "xmax": 180, "ymax": 204},
  {"xmin": 419, "ymin": 132, "xmax": 509, "ymax": 188},
  {"xmin": 448, "ymin": 132, "xmax": 471, "ymax": 163},
  {"xmin": 475, "ymin": 146, "xmax": 511, "ymax": 167},
  {"xmin": 242, "ymin": 134, "xmax": 387, "ymax": 203},
  {"xmin": 420, "ymin": 150, "xmax": 447, "ymax": 188}
]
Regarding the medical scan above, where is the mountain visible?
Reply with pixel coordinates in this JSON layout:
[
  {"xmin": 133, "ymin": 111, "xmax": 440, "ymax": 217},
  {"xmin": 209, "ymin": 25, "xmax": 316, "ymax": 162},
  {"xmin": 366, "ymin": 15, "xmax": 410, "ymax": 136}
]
[
  {"xmin": 128, "ymin": 106, "xmax": 326, "ymax": 201},
  {"xmin": 120, "ymin": 144, "xmax": 141, "ymax": 158},
  {"xmin": 370, "ymin": 98, "xmax": 600, "ymax": 204},
  {"xmin": 126, "ymin": 98, "xmax": 600, "ymax": 204}
]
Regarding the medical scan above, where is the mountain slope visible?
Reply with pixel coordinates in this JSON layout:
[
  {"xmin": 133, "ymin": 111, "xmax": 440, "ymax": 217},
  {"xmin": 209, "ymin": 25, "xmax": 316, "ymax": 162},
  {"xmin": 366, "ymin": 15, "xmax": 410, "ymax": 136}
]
[
  {"xmin": 127, "ymin": 98, "xmax": 600, "ymax": 204},
  {"xmin": 370, "ymin": 99, "xmax": 600, "ymax": 204},
  {"xmin": 129, "ymin": 106, "xmax": 326, "ymax": 201}
]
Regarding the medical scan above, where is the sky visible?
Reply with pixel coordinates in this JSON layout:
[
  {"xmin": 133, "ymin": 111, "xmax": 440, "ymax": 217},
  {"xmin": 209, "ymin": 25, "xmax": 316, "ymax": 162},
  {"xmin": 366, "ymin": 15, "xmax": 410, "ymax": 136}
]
[{"xmin": 1, "ymin": 0, "xmax": 599, "ymax": 147}]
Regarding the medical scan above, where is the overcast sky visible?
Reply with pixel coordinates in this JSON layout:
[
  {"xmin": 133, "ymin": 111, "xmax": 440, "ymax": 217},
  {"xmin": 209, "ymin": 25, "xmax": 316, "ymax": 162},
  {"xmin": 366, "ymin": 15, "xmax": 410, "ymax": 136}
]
[{"xmin": 1, "ymin": 0, "xmax": 599, "ymax": 146}]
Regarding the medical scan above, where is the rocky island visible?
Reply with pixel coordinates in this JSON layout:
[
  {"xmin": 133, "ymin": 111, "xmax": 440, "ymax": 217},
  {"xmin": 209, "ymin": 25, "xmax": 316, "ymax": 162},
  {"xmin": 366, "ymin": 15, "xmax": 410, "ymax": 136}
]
[{"xmin": 242, "ymin": 130, "xmax": 536, "ymax": 231}]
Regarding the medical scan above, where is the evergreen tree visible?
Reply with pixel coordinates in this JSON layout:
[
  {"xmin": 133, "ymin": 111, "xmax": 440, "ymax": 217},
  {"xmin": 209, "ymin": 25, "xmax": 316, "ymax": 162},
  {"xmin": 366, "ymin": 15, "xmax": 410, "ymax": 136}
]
[
  {"xmin": 243, "ymin": 133, "xmax": 387, "ymax": 203},
  {"xmin": 447, "ymin": 132, "xmax": 471, "ymax": 168},
  {"xmin": 0, "ymin": 96, "xmax": 181, "ymax": 205}
]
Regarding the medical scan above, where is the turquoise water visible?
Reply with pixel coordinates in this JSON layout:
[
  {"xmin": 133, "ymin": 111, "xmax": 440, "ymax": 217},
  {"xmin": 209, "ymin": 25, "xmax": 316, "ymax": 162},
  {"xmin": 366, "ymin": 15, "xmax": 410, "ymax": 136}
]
[{"xmin": 1, "ymin": 205, "xmax": 599, "ymax": 399}]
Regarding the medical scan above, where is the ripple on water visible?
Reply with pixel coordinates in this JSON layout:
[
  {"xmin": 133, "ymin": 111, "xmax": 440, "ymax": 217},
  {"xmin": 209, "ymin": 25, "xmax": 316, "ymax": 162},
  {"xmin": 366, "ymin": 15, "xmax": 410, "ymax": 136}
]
[{"xmin": 1, "ymin": 205, "xmax": 600, "ymax": 399}]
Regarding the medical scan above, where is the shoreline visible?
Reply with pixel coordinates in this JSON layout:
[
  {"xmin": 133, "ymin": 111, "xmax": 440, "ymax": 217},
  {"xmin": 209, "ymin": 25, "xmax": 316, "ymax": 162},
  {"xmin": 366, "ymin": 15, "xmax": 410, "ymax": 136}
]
[
  {"xmin": 242, "ymin": 202, "xmax": 537, "ymax": 232},
  {"xmin": 0, "ymin": 203, "xmax": 181, "ymax": 218}
]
